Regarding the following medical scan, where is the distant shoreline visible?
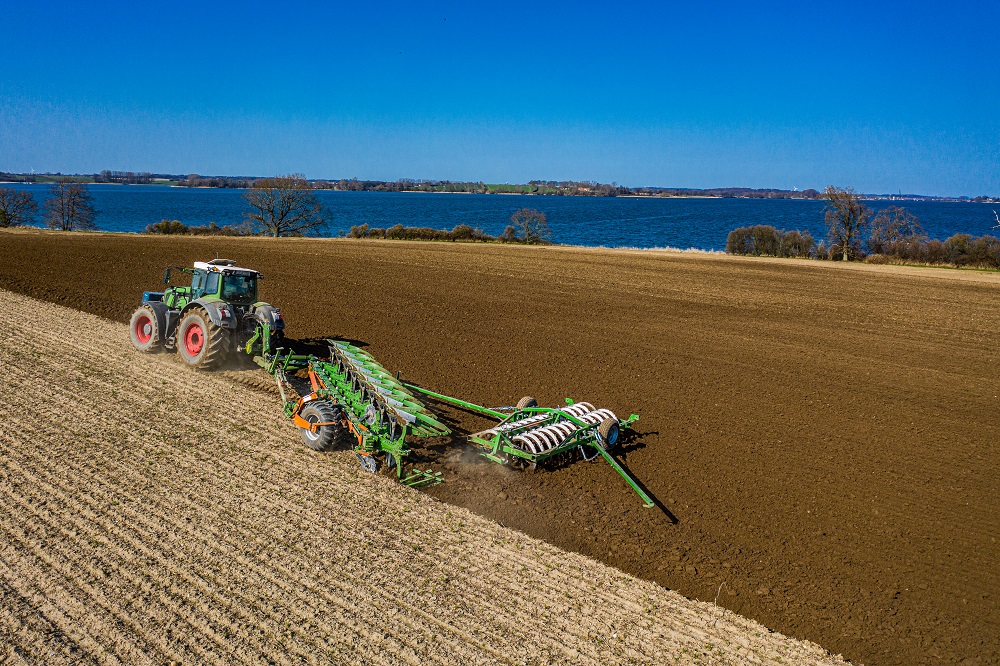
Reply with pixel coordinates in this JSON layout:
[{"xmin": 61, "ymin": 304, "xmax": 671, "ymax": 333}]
[
  {"xmin": 3, "ymin": 181, "xmax": 994, "ymax": 204},
  {"xmin": 3, "ymin": 174, "xmax": 995, "ymax": 202}
]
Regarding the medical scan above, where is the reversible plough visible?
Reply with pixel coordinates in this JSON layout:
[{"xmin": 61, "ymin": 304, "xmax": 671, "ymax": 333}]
[{"xmin": 131, "ymin": 259, "xmax": 653, "ymax": 507}]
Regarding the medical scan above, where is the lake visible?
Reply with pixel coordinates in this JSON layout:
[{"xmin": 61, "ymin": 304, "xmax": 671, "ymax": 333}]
[{"xmin": 3, "ymin": 183, "xmax": 998, "ymax": 251}]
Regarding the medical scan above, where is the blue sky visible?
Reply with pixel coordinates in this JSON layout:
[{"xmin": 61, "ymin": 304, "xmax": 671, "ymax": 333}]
[{"xmin": 1, "ymin": 1, "xmax": 997, "ymax": 195}]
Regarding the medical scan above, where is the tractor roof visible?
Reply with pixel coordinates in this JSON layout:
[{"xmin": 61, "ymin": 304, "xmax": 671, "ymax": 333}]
[{"xmin": 193, "ymin": 260, "xmax": 259, "ymax": 275}]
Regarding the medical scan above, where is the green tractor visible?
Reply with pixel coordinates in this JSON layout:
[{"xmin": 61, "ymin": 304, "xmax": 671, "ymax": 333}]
[{"xmin": 129, "ymin": 259, "xmax": 285, "ymax": 369}]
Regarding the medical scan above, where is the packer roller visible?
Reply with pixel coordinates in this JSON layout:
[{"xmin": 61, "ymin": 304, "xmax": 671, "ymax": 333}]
[{"xmin": 403, "ymin": 386, "xmax": 653, "ymax": 508}]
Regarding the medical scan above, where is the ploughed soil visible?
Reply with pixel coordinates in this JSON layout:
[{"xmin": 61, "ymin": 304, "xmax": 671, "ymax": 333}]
[{"xmin": 2, "ymin": 228, "xmax": 998, "ymax": 666}]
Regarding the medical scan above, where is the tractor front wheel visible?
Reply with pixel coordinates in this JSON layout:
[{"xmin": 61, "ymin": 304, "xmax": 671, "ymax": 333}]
[
  {"xmin": 130, "ymin": 306, "xmax": 163, "ymax": 353},
  {"xmin": 177, "ymin": 309, "xmax": 230, "ymax": 370}
]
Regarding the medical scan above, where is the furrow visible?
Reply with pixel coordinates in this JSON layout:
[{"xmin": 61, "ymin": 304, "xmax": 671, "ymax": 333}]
[
  {"xmin": 0, "ymin": 518, "xmax": 147, "ymax": 666},
  {"xmin": 0, "ymin": 566, "xmax": 102, "ymax": 666}
]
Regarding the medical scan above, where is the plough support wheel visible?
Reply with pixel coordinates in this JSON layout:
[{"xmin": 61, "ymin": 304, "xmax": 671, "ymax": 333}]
[
  {"xmin": 516, "ymin": 396, "xmax": 538, "ymax": 409},
  {"xmin": 298, "ymin": 401, "xmax": 344, "ymax": 451}
]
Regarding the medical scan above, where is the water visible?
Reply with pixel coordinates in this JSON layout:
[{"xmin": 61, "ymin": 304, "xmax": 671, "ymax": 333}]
[{"xmin": 3, "ymin": 183, "xmax": 997, "ymax": 250}]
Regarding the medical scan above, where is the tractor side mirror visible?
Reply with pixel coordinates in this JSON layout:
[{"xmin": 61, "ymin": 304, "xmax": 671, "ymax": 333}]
[{"xmin": 163, "ymin": 268, "xmax": 171, "ymax": 285}]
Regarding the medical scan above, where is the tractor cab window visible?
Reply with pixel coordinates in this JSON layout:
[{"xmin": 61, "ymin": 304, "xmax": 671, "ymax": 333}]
[
  {"xmin": 205, "ymin": 272, "xmax": 220, "ymax": 296},
  {"xmin": 222, "ymin": 273, "xmax": 257, "ymax": 304},
  {"xmin": 191, "ymin": 270, "xmax": 206, "ymax": 297}
]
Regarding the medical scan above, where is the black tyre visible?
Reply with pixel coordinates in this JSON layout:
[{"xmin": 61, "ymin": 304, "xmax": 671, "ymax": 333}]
[
  {"xmin": 597, "ymin": 417, "xmax": 620, "ymax": 450},
  {"xmin": 130, "ymin": 306, "xmax": 163, "ymax": 353},
  {"xmin": 516, "ymin": 396, "xmax": 538, "ymax": 409},
  {"xmin": 177, "ymin": 308, "xmax": 230, "ymax": 370},
  {"xmin": 298, "ymin": 401, "xmax": 344, "ymax": 451}
]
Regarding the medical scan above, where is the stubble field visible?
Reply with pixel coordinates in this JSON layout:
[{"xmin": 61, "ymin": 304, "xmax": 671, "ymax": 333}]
[{"xmin": 1, "ymin": 228, "xmax": 998, "ymax": 665}]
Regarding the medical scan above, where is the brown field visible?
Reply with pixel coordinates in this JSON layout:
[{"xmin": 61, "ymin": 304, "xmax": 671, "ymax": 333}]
[
  {"xmin": 1, "ymin": 228, "xmax": 998, "ymax": 665},
  {"xmin": 0, "ymin": 289, "xmax": 847, "ymax": 665}
]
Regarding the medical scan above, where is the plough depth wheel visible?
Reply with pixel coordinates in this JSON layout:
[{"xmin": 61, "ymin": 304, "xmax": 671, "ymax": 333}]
[
  {"xmin": 598, "ymin": 417, "xmax": 620, "ymax": 449},
  {"xmin": 298, "ymin": 401, "xmax": 344, "ymax": 451}
]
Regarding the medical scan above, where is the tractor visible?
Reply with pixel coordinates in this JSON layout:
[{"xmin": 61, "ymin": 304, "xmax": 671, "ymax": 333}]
[{"xmin": 129, "ymin": 259, "xmax": 285, "ymax": 369}]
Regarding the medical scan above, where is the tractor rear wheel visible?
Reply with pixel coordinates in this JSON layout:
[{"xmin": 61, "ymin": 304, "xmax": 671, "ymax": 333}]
[
  {"xmin": 298, "ymin": 401, "xmax": 344, "ymax": 451},
  {"xmin": 130, "ymin": 306, "xmax": 163, "ymax": 353},
  {"xmin": 177, "ymin": 308, "xmax": 230, "ymax": 370}
]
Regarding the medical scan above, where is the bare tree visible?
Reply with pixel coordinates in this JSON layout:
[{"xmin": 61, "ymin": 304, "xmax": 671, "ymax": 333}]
[
  {"xmin": 509, "ymin": 208, "xmax": 552, "ymax": 244},
  {"xmin": 44, "ymin": 180, "xmax": 97, "ymax": 231},
  {"xmin": 868, "ymin": 206, "xmax": 926, "ymax": 255},
  {"xmin": 243, "ymin": 174, "xmax": 328, "ymax": 237},
  {"xmin": 822, "ymin": 186, "xmax": 870, "ymax": 261},
  {"xmin": 0, "ymin": 188, "xmax": 39, "ymax": 227}
]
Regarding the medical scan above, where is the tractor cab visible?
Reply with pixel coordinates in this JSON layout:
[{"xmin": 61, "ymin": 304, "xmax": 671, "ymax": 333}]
[
  {"xmin": 192, "ymin": 259, "xmax": 260, "ymax": 305},
  {"xmin": 158, "ymin": 259, "xmax": 261, "ymax": 308}
]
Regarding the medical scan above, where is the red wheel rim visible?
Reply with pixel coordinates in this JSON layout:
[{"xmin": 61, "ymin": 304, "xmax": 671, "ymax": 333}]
[
  {"xmin": 184, "ymin": 321, "xmax": 204, "ymax": 356},
  {"xmin": 135, "ymin": 314, "xmax": 153, "ymax": 344}
]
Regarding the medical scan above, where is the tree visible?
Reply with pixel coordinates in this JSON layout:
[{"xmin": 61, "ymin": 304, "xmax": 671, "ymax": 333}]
[
  {"xmin": 243, "ymin": 174, "xmax": 328, "ymax": 237},
  {"xmin": 0, "ymin": 188, "xmax": 39, "ymax": 227},
  {"xmin": 726, "ymin": 225, "xmax": 781, "ymax": 256},
  {"xmin": 867, "ymin": 206, "xmax": 926, "ymax": 255},
  {"xmin": 44, "ymin": 180, "xmax": 97, "ymax": 231},
  {"xmin": 822, "ymin": 186, "xmax": 870, "ymax": 261},
  {"xmin": 509, "ymin": 208, "xmax": 552, "ymax": 244},
  {"xmin": 945, "ymin": 233, "xmax": 973, "ymax": 266},
  {"xmin": 779, "ymin": 230, "xmax": 817, "ymax": 258},
  {"xmin": 500, "ymin": 225, "xmax": 518, "ymax": 242}
]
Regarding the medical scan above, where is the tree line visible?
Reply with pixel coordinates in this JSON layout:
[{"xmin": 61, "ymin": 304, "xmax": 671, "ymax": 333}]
[
  {"xmin": 5, "ymin": 177, "xmax": 993, "ymax": 265},
  {"xmin": 5, "ymin": 170, "xmax": 996, "ymax": 202},
  {"xmin": 0, "ymin": 181, "xmax": 97, "ymax": 230},
  {"xmin": 151, "ymin": 175, "xmax": 554, "ymax": 243},
  {"xmin": 0, "ymin": 175, "xmax": 331, "ymax": 236},
  {"xmin": 176, "ymin": 174, "xmax": 254, "ymax": 188},
  {"xmin": 300, "ymin": 179, "xmax": 823, "ymax": 199},
  {"xmin": 726, "ymin": 186, "xmax": 1000, "ymax": 269},
  {"xmin": 169, "ymin": 175, "xmax": 826, "ymax": 199},
  {"xmin": 93, "ymin": 170, "xmax": 154, "ymax": 184},
  {"xmin": 345, "ymin": 208, "xmax": 552, "ymax": 244}
]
